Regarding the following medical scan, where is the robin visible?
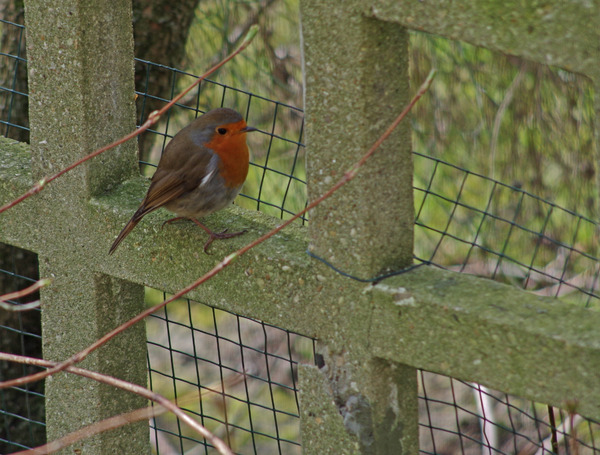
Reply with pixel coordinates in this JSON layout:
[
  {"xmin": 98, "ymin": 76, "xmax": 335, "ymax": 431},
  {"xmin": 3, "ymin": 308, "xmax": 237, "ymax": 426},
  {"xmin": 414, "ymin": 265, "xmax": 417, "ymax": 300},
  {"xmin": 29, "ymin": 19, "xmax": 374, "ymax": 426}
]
[{"xmin": 109, "ymin": 107, "xmax": 256, "ymax": 254}]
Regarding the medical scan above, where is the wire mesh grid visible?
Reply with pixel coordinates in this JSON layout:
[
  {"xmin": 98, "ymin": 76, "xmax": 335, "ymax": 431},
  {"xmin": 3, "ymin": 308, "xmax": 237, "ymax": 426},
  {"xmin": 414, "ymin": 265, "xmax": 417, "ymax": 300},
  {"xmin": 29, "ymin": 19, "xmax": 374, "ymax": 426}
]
[
  {"xmin": 1, "ymin": 16, "xmax": 600, "ymax": 455},
  {"xmin": 413, "ymin": 152, "xmax": 600, "ymax": 308},
  {"xmin": 418, "ymin": 371, "xmax": 600, "ymax": 455},
  {"xmin": 0, "ymin": 18, "xmax": 28, "ymax": 141},
  {"xmin": 0, "ymin": 245, "xmax": 45, "ymax": 454},
  {"xmin": 145, "ymin": 290, "xmax": 316, "ymax": 454}
]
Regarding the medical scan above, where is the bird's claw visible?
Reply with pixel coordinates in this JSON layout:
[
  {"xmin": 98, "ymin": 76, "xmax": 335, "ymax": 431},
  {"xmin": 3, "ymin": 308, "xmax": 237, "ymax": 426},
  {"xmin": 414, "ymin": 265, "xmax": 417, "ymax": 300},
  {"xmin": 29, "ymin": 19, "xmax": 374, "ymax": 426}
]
[{"xmin": 202, "ymin": 229, "xmax": 248, "ymax": 253}]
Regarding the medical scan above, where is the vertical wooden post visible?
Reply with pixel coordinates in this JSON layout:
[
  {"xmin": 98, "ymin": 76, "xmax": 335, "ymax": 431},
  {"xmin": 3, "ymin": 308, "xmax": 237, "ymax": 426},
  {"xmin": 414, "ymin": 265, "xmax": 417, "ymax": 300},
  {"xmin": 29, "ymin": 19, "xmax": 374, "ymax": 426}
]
[
  {"xmin": 300, "ymin": 2, "xmax": 419, "ymax": 453},
  {"xmin": 24, "ymin": 0, "xmax": 148, "ymax": 452}
]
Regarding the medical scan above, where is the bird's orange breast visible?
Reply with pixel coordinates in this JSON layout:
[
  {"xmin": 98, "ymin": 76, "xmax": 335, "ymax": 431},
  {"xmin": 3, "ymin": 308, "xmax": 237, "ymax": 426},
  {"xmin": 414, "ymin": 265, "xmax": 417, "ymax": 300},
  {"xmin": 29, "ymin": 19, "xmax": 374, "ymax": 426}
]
[{"xmin": 204, "ymin": 120, "xmax": 250, "ymax": 188}]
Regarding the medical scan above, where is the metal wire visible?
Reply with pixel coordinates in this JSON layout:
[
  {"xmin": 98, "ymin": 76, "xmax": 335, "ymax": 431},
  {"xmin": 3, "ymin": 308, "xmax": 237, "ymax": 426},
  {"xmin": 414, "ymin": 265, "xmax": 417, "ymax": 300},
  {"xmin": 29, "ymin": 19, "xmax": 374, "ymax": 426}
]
[
  {"xmin": 0, "ymin": 246, "xmax": 45, "ymax": 454},
  {"xmin": 418, "ymin": 371, "xmax": 600, "ymax": 454},
  {"xmin": 413, "ymin": 151, "xmax": 599, "ymax": 308},
  {"xmin": 146, "ymin": 292, "xmax": 316, "ymax": 454},
  {"xmin": 0, "ymin": 18, "xmax": 29, "ymax": 140}
]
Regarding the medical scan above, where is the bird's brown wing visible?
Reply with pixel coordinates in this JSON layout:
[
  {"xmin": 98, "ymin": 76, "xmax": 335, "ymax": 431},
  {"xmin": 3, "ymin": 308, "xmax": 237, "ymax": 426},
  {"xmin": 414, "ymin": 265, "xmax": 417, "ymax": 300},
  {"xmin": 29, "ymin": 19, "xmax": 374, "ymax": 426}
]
[
  {"xmin": 109, "ymin": 136, "xmax": 216, "ymax": 255},
  {"xmin": 137, "ymin": 144, "xmax": 215, "ymax": 217},
  {"xmin": 137, "ymin": 170, "xmax": 188, "ymax": 216},
  {"xmin": 108, "ymin": 171, "xmax": 189, "ymax": 255}
]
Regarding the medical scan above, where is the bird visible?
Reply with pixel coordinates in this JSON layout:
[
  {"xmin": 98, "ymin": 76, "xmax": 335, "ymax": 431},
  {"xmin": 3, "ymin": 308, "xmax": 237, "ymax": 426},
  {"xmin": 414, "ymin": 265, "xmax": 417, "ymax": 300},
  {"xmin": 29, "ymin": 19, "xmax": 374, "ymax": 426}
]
[{"xmin": 109, "ymin": 107, "xmax": 256, "ymax": 255}]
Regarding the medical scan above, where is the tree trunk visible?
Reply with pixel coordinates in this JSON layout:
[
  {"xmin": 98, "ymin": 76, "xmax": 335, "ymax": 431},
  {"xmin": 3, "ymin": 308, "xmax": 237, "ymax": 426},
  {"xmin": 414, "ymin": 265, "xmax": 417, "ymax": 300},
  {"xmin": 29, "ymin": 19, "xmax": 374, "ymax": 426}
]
[{"xmin": 132, "ymin": 0, "xmax": 201, "ymax": 160}]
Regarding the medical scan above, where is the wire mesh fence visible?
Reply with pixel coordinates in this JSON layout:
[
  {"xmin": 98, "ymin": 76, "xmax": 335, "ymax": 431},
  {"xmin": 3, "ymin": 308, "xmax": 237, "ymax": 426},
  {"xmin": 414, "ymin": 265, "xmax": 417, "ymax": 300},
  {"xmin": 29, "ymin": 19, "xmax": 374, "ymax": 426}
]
[
  {"xmin": 414, "ymin": 152, "xmax": 600, "ymax": 308},
  {"xmin": 1, "ymin": 14, "xmax": 599, "ymax": 455},
  {"xmin": 0, "ymin": 246, "xmax": 44, "ymax": 453},
  {"xmin": 0, "ymin": 18, "xmax": 28, "ymax": 142},
  {"xmin": 419, "ymin": 371, "xmax": 600, "ymax": 455},
  {"xmin": 146, "ymin": 290, "xmax": 315, "ymax": 454}
]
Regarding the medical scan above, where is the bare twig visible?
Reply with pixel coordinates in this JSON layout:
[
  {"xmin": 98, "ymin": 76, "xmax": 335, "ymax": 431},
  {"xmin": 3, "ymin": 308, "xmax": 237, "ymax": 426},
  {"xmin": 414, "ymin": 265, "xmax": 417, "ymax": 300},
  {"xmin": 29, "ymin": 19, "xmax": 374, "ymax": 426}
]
[
  {"xmin": 569, "ymin": 407, "xmax": 579, "ymax": 455},
  {"xmin": 0, "ymin": 278, "xmax": 51, "ymax": 311},
  {"xmin": 0, "ymin": 352, "xmax": 239, "ymax": 455},
  {"xmin": 524, "ymin": 412, "xmax": 583, "ymax": 455},
  {"xmin": 0, "ymin": 70, "xmax": 436, "ymax": 391},
  {"xmin": 547, "ymin": 405, "xmax": 559, "ymax": 454},
  {"xmin": 0, "ymin": 26, "xmax": 260, "ymax": 216}
]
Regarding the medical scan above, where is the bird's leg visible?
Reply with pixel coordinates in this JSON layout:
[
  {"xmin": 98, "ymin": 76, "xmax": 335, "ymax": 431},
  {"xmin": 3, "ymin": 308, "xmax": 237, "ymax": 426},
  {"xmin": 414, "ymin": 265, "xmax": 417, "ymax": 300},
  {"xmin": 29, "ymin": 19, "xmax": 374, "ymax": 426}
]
[
  {"xmin": 161, "ymin": 216, "xmax": 188, "ymax": 228},
  {"xmin": 162, "ymin": 217, "xmax": 246, "ymax": 252},
  {"xmin": 189, "ymin": 218, "xmax": 247, "ymax": 253}
]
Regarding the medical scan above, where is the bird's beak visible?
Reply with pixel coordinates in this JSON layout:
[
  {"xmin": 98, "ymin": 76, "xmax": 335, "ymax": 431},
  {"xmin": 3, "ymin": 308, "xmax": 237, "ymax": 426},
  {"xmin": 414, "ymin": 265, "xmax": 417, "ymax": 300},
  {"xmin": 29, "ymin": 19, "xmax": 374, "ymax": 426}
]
[{"xmin": 241, "ymin": 126, "xmax": 258, "ymax": 133}]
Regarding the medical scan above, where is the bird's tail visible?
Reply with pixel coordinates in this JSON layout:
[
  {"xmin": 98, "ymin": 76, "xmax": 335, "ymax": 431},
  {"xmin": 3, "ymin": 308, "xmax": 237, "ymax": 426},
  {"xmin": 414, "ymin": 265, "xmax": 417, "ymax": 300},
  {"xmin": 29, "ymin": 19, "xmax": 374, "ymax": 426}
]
[{"xmin": 108, "ymin": 214, "xmax": 141, "ymax": 255}]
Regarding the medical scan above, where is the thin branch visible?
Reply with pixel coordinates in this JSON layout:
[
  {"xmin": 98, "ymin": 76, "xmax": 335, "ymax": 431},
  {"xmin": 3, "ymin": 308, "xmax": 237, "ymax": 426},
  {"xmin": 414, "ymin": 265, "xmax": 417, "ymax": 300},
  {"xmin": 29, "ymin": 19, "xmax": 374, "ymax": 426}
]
[
  {"xmin": 0, "ymin": 352, "xmax": 237, "ymax": 455},
  {"xmin": 526, "ymin": 412, "xmax": 583, "ymax": 455},
  {"xmin": 0, "ymin": 69, "xmax": 436, "ymax": 391},
  {"xmin": 0, "ymin": 278, "xmax": 51, "ymax": 311},
  {"xmin": 0, "ymin": 25, "xmax": 259, "ymax": 215},
  {"xmin": 547, "ymin": 405, "xmax": 559, "ymax": 454}
]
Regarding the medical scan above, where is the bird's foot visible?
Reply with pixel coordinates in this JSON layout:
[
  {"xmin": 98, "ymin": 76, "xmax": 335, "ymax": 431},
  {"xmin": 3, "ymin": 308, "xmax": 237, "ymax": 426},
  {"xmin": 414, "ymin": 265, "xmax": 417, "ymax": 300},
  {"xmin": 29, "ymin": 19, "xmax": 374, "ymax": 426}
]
[
  {"xmin": 203, "ymin": 228, "xmax": 248, "ymax": 253},
  {"xmin": 162, "ymin": 217, "xmax": 246, "ymax": 253}
]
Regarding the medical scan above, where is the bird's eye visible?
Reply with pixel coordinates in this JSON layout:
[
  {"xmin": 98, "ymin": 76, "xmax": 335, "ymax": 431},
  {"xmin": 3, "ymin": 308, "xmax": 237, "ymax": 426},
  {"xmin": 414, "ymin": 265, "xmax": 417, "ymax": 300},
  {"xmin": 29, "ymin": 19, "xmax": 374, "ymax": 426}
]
[{"xmin": 217, "ymin": 127, "xmax": 227, "ymax": 135}]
